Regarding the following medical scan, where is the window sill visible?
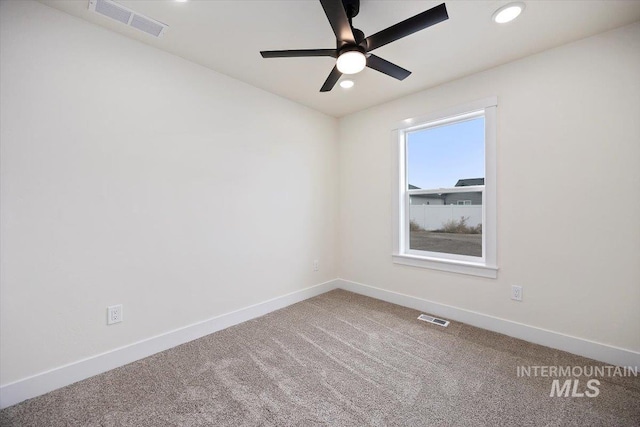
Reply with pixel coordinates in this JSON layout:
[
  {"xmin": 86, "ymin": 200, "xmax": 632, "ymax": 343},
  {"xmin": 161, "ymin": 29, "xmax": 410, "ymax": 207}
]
[{"xmin": 392, "ymin": 254, "xmax": 498, "ymax": 278}]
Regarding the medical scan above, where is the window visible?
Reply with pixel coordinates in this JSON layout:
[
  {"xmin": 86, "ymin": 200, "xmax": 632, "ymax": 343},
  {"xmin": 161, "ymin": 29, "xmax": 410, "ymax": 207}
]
[{"xmin": 392, "ymin": 98, "xmax": 497, "ymax": 278}]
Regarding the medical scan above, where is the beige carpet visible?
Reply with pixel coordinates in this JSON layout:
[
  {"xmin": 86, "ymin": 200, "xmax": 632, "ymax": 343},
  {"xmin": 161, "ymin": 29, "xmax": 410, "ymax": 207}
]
[{"xmin": 1, "ymin": 289, "xmax": 639, "ymax": 426}]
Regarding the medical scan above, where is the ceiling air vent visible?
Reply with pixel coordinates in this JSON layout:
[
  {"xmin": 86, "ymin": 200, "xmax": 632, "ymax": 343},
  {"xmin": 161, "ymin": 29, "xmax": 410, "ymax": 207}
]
[{"xmin": 89, "ymin": 0, "xmax": 168, "ymax": 38}]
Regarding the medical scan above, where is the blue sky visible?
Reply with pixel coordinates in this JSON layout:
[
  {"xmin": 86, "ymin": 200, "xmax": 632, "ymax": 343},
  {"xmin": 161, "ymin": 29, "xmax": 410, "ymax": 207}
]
[{"xmin": 407, "ymin": 117, "xmax": 485, "ymax": 189}]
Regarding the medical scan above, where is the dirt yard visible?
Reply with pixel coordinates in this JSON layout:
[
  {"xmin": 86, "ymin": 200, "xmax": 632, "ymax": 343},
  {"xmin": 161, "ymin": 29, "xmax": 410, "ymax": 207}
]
[{"xmin": 410, "ymin": 231, "xmax": 482, "ymax": 257}]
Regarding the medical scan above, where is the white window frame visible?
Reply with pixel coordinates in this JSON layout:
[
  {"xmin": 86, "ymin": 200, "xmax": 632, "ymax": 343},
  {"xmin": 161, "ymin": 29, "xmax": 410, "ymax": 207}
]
[{"xmin": 391, "ymin": 97, "xmax": 498, "ymax": 278}]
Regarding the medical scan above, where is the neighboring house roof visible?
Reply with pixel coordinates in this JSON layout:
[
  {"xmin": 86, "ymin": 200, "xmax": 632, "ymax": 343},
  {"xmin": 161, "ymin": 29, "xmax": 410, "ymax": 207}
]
[
  {"xmin": 410, "ymin": 179, "xmax": 484, "ymax": 189},
  {"xmin": 455, "ymin": 178, "xmax": 484, "ymax": 187}
]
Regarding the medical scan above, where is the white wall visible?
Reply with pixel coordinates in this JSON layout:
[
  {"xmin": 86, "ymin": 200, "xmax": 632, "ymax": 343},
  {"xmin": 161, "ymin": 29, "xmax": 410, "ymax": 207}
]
[
  {"xmin": 338, "ymin": 23, "xmax": 640, "ymax": 353},
  {"xmin": 0, "ymin": 0, "xmax": 338, "ymax": 385}
]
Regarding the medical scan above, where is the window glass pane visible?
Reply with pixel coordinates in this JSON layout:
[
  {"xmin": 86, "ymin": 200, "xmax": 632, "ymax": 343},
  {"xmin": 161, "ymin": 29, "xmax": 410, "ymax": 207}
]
[
  {"xmin": 409, "ymin": 191, "xmax": 482, "ymax": 257},
  {"xmin": 407, "ymin": 117, "xmax": 484, "ymax": 190}
]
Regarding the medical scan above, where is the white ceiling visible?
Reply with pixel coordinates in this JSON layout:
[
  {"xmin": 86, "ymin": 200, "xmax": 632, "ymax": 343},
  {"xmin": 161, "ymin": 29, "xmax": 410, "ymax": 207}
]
[{"xmin": 39, "ymin": 0, "xmax": 640, "ymax": 117}]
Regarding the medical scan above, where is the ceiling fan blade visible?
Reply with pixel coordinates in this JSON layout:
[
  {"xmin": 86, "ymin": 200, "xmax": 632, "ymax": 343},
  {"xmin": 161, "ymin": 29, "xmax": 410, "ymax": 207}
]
[
  {"xmin": 261, "ymin": 49, "xmax": 337, "ymax": 58},
  {"xmin": 366, "ymin": 54, "xmax": 411, "ymax": 80},
  {"xmin": 319, "ymin": 0, "xmax": 356, "ymax": 45},
  {"xmin": 320, "ymin": 65, "xmax": 342, "ymax": 92},
  {"xmin": 364, "ymin": 3, "xmax": 448, "ymax": 52}
]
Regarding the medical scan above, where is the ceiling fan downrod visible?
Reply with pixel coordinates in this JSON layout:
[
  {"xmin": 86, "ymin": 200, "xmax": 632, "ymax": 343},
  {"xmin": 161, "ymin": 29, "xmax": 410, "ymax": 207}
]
[{"xmin": 342, "ymin": 0, "xmax": 359, "ymax": 25}]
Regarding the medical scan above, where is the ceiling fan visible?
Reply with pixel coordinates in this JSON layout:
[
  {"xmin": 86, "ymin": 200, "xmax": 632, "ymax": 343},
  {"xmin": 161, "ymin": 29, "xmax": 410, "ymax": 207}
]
[{"xmin": 260, "ymin": 0, "xmax": 449, "ymax": 92}]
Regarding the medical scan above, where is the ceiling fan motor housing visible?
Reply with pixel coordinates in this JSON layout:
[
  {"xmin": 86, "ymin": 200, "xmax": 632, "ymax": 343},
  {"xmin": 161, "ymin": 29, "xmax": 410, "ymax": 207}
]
[{"xmin": 339, "ymin": 28, "xmax": 367, "ymax": 55}]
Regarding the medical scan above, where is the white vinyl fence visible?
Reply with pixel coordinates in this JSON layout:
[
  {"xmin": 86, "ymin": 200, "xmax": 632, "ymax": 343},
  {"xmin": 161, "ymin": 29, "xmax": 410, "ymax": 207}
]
[{"xmin": 410, "ymin": 205, "xmax": 482, "ymax": 231}]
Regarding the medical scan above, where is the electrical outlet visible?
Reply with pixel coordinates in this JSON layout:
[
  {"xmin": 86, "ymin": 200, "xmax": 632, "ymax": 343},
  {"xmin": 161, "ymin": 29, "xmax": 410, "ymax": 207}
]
[
  {"xmin": 313, "ymin": 260, "xmax": 319, "ymax": 271},
  {"xmin": 511, "ymin": 285, "xmax": 523, "ymax": 301},
  {"xmin": 107, "ymin": 304, "xmax": 123, "ymax": 325}
]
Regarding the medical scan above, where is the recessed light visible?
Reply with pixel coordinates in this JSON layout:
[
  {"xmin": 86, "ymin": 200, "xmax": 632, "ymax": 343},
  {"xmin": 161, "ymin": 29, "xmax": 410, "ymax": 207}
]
[
  {"xmin": 492, "ymin": 2, "xmax": 525, "ymax": 24},
  {"xmin": 175, "ymin": 0, "xmax": 188, "ymax": 3},
  {"xmin": 340, "ymin": 80, "xmax": 355, "ymax": 89}
]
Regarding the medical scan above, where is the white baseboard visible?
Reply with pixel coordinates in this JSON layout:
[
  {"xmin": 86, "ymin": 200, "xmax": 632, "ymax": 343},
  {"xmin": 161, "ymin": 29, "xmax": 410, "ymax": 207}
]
[
  {"xmin": 3, "ymin": 278, "xmax": 638, "ymax": 409},
  {"xmin": 336, "ymin": 278, "xmax": 640, "ymax": 369},
  {"xmin": 0, "ymin": 280, "xmax": 338, "ymax": 409}
]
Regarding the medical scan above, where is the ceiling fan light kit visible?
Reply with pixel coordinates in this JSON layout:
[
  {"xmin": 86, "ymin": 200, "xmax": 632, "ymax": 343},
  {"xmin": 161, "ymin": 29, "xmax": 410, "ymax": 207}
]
[
  {"xmin": 260, "ymin": 0, "xmax": 449, "ymax": 92},
  {"xmin": 336, "ymin": 49, "xmax": 366, "ymax": 74}
]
